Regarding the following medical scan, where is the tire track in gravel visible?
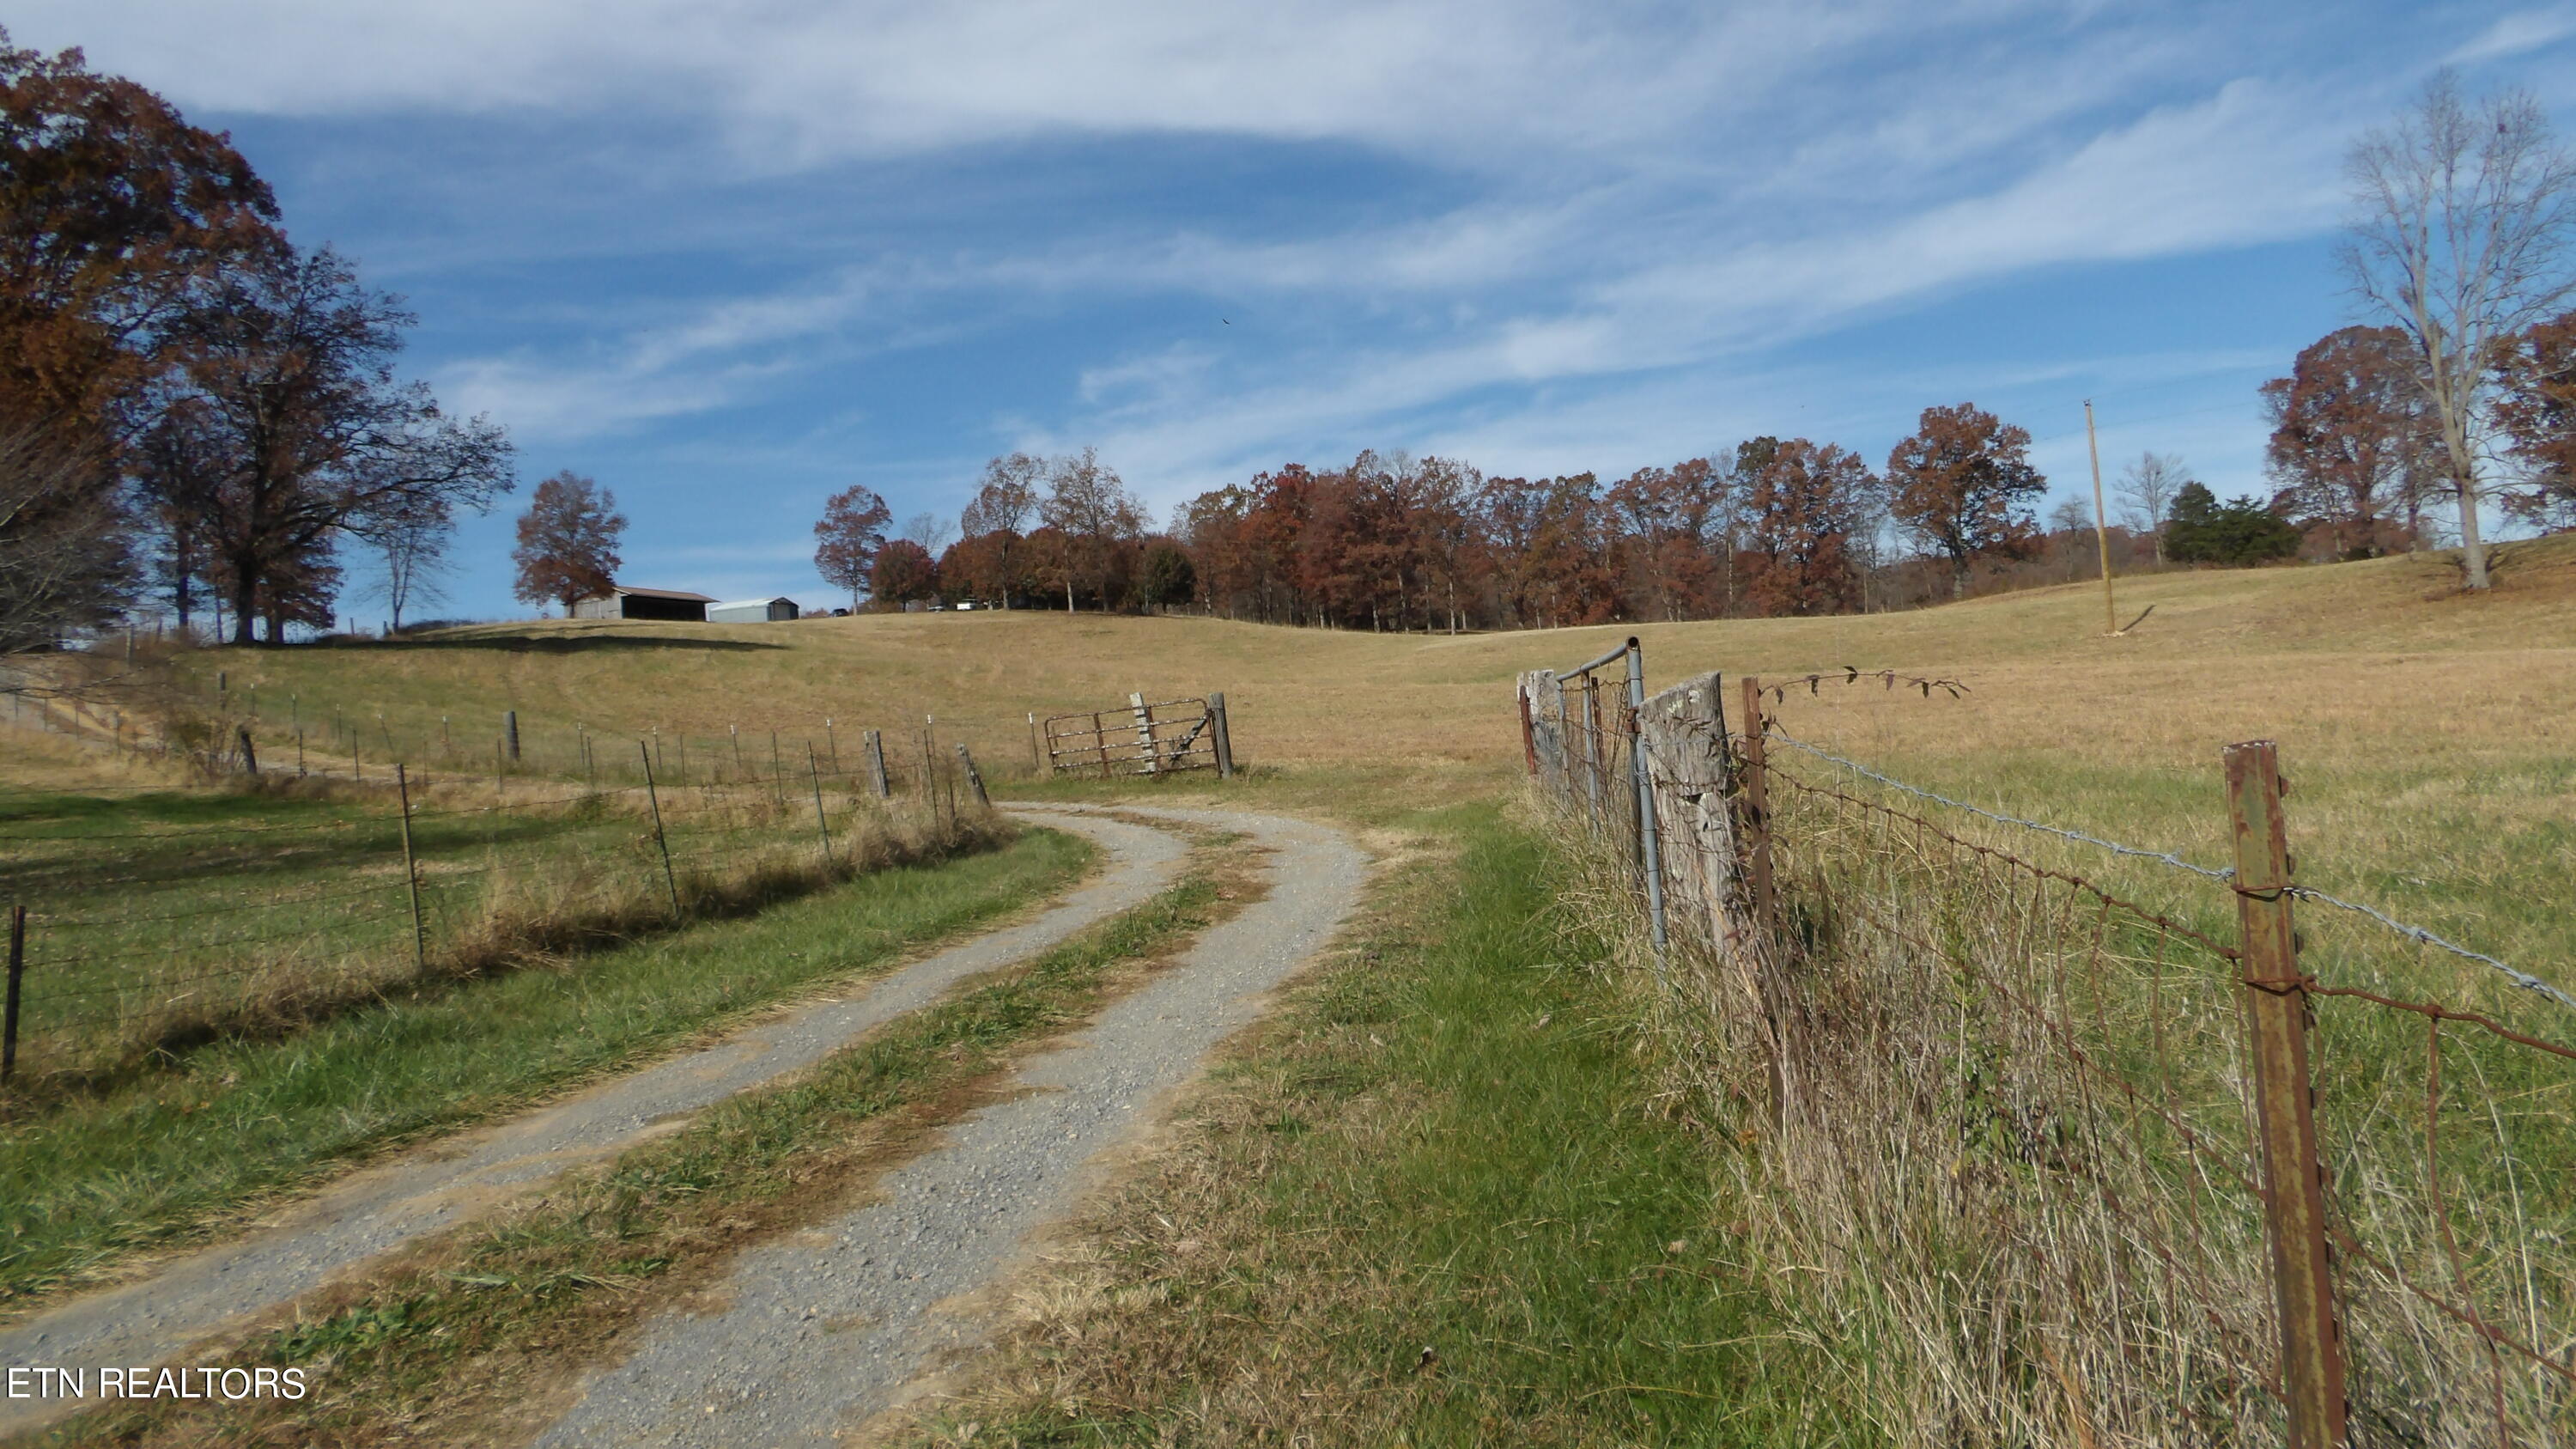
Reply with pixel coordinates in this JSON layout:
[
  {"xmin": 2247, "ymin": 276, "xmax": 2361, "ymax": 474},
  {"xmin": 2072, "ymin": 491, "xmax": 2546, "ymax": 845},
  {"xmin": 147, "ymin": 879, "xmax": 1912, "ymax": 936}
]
[
  {"xmin": 527, "ymin": 806, "xmax": 1368, "ymax": 1449},
  {"xmin": 0, "ymin": 812, "xmax": 1184, "ymax": 1442}
]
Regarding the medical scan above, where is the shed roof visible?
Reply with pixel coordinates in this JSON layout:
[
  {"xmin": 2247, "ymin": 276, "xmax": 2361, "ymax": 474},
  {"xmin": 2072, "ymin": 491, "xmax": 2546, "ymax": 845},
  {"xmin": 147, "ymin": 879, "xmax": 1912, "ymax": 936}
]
[
  {"xmin": 710, "ymin": 597, "xmax": 798, "ymax": 610},
  {"xmin": 600, "ymin": 586, "xmax": 717, "ymax": 603}
]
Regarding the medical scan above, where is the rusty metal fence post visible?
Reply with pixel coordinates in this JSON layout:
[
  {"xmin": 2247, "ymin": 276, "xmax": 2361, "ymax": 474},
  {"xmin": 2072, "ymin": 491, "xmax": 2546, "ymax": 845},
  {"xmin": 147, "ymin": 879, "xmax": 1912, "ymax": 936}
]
[
  {"xmin": 808, "ymin": 744, "xmax": 835, "ymax": 861},
  {"xmin": 2223, "ymin": 740, "xmax": 2347, "ymax": 1449}
]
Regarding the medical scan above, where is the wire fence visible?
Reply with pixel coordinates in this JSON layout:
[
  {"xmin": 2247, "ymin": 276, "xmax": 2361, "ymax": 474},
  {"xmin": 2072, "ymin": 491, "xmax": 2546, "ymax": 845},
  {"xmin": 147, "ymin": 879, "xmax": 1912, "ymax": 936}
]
[
  {"xmin": 1, "ymin": 716, "xmax": 1004, "ymax": 1087},
  {"xmin": 1516, "ymin": 643, "xmax": 2573, "ymax": 1449}
]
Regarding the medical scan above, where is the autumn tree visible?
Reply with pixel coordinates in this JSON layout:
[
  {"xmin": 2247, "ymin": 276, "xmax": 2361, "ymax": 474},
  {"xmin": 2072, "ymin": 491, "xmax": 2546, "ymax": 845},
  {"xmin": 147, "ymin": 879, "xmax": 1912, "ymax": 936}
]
[
  {"xmin": 959, "ymin": 452, "xmax": 1042, "ymax": 608},
  {"xmin": 2261, "ymin": 326, "xmax": 2433, "ymax": 558},
  {"xmin": 149, "ymin": 245, "xmax": 511, "ymax": 644},
  {"xmin": 2492, "ymin": 310, "xmax": 2576, "ymax": 533},
  {"xmin": 0, "ymin": 424, "xmax": 123, "ymax": 653},
  {"xmin": 870, "ymin": 539, "xmax": 937, "ymax": 606},
  {"xmin": 1605, "ymin": 457, "xmax": 1726, "ymax": 620},
  {"xmin": 2344, "ymin": 71, "xmax": 2576, "ymax": 588},
  {"xmin": 812, "ymin": 484, "xmax": 890, "ymax": 612},
  {"xmin": 512, "ymin": 471, "xmax": 623, "ymax": 613},
  {"xmin": 2115, "ymin": 452, "xmax": 2190, "ymax": 564},
  {"xmin": 1741, "ymin": 439, "xmax": 1877, "ymax": 616},
  {"xmin": 2, "ymin": 30, "xmax": 286, "ymax": 642},
  {"xmin": 1040, "ymin": 447, "xmax": 1143, "ymax": 611},
  {"xmin": 1885, "ymin": 403, "xmax": 2044, "ymax": 599}
]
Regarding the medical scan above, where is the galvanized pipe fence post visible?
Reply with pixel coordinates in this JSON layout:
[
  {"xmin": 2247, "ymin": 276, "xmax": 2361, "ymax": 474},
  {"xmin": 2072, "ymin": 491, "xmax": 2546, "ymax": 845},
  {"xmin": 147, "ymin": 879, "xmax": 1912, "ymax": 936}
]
[
  {"xmin": 1621, "ymin": 639, "xmax": 1669, "ymax": 971},
  {"xmin": 2223, "ymin": 740, "xmax": 2347, "ymax": 1449}
]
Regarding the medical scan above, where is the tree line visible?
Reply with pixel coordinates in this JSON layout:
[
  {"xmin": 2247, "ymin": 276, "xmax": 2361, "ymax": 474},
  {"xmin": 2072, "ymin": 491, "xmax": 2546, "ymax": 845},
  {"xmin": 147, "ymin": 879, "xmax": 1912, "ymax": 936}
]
[{"xmin": 0, "ymin": 32, "xmax": 516, "ymax": 651}]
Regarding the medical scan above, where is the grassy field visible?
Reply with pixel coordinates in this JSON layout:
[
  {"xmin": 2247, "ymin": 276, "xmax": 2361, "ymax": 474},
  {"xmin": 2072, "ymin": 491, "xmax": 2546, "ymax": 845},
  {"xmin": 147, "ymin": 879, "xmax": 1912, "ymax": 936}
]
[
  {"xmin": 0, "ymin": 824, "xmax": 1092, "ymax": 1314},
  {"xmin": 6, "ymin": 539, "xmax": 2570, "ymax": 1442}
]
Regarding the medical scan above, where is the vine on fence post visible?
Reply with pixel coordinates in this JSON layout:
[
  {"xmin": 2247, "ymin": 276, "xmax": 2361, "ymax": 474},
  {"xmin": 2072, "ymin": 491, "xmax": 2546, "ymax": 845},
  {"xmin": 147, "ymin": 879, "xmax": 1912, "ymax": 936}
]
[
  {"xmin": 807, "ymin": 744, "xmax": 834, "ymax": 862},
  {"xmin": 2223, "ymin": 739, "xmax": 2348, "ymax": 1449},
  {"xmin": 396, "ymin": 764, "xmax": 428, "ymax": 977},
  {"xmin": 640, "ymin": 740, "xmax": 682, "ymax": 917},
  {"xmin": 3, "ymin": 904, "xmax": 24, "ymax": 1087}
]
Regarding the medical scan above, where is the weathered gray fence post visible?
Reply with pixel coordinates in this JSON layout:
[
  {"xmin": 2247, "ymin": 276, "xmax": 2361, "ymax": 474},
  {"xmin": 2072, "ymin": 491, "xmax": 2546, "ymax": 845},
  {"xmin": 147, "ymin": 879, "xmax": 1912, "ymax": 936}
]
[
  {"xmin": 237, "ymin": 726, "xmax": 258, "ymax": 776},
  {"xmin": 1129, "ymin": 692, "xmax": 1158, "ymax": 775},
  {"xmin": 2224, "ymin": 740, "xmax": 2347, "ymax": 1449},
  {"xmin": 863, "ymin": 729, "xmax": 891, "ymax": 799},
  {"xmin": 504, "ymin": 709, "xmax": 520, "ymax": 762},
  {"xmin": 956, "ymin": 743, "xmax": 990, "ymax": 808},
  {"xmin": 1208, "ymin": 693, "xmax": 1234, "ymax": 779},
  {"xmin": 1028, "ymin": 712, "xmax": 1043, "ymax": 771}
]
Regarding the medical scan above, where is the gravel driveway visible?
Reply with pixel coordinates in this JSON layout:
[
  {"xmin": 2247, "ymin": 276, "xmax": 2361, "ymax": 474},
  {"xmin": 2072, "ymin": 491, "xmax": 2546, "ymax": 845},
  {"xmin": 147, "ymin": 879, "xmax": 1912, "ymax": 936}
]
[
  {"xmin": 0, "ymin": 810, "xmax": 1183, "ymax": 1442},
  {"xmin": 530, "ymin": 806, "xmax": 1368, "ymax": 1447}
]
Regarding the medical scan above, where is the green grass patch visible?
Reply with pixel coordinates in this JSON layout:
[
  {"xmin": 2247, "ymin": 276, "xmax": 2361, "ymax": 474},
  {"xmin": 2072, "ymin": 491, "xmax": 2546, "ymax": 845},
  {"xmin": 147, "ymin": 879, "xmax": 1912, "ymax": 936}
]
[
  {"xmin": 914, "ymin": 805, "xmax": 1839, "ymax": 1446},
  {"xmin": 63, "ymin": 855, "xmax": 1236, "ymax": 1447},
  {"xmin": 0, "ymin": 826, "xmax": 1093, "ymax": 1312}
]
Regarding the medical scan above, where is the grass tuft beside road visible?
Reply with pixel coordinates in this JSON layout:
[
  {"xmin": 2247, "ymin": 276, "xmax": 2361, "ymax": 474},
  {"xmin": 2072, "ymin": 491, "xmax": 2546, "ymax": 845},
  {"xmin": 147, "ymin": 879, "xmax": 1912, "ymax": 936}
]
[
  {"xmin": 902, "ymin": 803, "xmax": 1843, "ymax": 1447},
  {"xmin": 0, "ymin": 826, "xmax": 1091, "ymax": 1314}
]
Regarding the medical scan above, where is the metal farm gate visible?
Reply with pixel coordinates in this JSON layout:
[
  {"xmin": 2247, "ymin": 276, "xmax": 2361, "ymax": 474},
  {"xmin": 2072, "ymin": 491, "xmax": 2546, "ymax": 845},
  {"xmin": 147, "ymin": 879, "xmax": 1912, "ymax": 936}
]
[{"xmin": 1042, "ymin": 692, "xmax": 1234, "ymax": 778}]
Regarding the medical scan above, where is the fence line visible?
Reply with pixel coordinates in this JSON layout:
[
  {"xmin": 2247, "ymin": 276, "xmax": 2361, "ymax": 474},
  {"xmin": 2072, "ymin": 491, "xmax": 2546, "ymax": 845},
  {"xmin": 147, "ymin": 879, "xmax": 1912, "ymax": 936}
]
[
  {"xmin": 1, "ymin": 717, "xmax": 1001, "ymax": 1088},
  {"xmin": 1516, "ymin": 644, "xmax": 2572, "ymax": 1448}
]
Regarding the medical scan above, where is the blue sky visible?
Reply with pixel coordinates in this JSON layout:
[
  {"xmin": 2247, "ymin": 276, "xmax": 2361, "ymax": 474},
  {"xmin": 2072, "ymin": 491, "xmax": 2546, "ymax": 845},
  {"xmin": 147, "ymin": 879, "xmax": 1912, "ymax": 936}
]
[{"xmin": 19, "ymin": 1, "xmax": 2576, "ymax": 618}]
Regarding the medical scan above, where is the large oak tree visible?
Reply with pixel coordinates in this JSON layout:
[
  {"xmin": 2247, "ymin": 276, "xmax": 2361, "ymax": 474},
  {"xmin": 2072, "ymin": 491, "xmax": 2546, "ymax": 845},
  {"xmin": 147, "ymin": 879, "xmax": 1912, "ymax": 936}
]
[
  {"xmin": 1885, "ymin": 402, "xmax": 2044, "ymax": 600},
  {"xmin": 511, "ymin": 471, "xmax": 624, "ymax": 613}
]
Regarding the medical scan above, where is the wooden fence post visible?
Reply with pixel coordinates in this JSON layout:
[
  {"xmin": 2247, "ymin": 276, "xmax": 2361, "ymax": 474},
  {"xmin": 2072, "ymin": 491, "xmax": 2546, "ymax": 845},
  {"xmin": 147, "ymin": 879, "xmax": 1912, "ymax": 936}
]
[
  {"xmin": 3, "ymin": 904, "xmax": 23, "ymax": 1087},
  {"xmin": 1208, "ymin": 693, "xmax": 1235, "ymax": 779},
  {"xmin": 1129, "ymin": 692, "xmax": 1158, "ymax": 775},
  {"xmin": 237, "ymin": 726, "xmax": 258, "ymax": 776},
  {"xmin": 2223, "ymin": 740, "xmax": 2347, "ymax": 1449},
  {"xmin": 504, "ymin": 709, "xmax": 520, "ymax": 762},
  {"xmin": 396, "ymin": 764, "xmax": 428, "ymax": 976},
  {"xmin": 955, "ymin": 743, "xmax": 990, "ymax": 808},
  {"xmin": 1028, "ymin": 712, "xmax": 1042, "ymax": 771},
  {"xmin": 640, "ymin": 741, "xmax": 682, "ymax": 916},
  {"xmin": 863, "ymin": 729, "xmax": 890, "ymax": 799}
]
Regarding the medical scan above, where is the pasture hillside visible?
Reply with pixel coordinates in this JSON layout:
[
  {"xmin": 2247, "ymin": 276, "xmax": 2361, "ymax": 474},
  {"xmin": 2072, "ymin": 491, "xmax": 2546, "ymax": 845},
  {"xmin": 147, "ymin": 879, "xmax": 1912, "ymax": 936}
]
[{"xmin": 156, "ymin": 536, "xmax": 2573, "ymax": 1005}]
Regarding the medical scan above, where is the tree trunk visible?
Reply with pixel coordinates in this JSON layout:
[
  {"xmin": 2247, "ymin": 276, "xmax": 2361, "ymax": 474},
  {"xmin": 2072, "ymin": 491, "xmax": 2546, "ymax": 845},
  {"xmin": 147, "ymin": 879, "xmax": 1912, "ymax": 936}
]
[
  {"xmin": 231, "ymin": 569, "xmax": 258, "ymax": 646},
  {"xmin": 2455, "ymin": 469, "xmax": 2488, "ymax": 588}
]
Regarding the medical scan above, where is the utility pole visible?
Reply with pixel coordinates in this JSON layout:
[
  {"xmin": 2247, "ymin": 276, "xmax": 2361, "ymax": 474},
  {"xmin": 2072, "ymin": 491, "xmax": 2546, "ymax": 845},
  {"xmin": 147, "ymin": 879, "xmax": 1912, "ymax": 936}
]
[{"xmin": 2085, "ymin": 399, "xmax": 2117, "ymax": 636}]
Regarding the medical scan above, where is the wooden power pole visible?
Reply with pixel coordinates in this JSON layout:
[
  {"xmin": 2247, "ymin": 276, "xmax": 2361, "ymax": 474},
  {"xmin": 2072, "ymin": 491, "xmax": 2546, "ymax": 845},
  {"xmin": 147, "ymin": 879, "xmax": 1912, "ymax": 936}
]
[{"xmin": 2085, "ymin": 399, "xmax": 2117, "ymax": 635}]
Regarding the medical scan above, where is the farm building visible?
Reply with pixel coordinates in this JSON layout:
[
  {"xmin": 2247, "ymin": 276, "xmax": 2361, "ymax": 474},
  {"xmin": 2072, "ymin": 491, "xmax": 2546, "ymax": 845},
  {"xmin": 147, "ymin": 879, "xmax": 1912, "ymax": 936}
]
[
  {"xmin": 708, "ymin": 597, "xmax": 800, "ymax": 623},
  {"xmin": 570, "ymin": 586, "xmax": 717, "ymax": 622}
]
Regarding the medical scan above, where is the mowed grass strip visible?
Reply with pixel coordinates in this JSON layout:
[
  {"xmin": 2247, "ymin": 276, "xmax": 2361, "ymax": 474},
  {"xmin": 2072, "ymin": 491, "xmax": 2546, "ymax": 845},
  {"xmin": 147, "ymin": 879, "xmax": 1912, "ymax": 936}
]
[
  {"xmin": 0, "ymin": 826, "xmax": 1093, "ymax": 1312},
  {"xmin": 903, "ymin": 804, "xmax": 1832, "ymax": 1448},
  {"xmin": 58, "ymin": 847, "xmax": 1249, "ymax": 1449}
]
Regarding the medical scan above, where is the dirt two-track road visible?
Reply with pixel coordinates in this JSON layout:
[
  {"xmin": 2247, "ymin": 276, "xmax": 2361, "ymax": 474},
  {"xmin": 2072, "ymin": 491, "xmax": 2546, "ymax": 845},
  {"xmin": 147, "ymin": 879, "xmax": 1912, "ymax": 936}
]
[{"xmin": 0, "ymin": 805, "xmax": 1368, "ymax": 1446}]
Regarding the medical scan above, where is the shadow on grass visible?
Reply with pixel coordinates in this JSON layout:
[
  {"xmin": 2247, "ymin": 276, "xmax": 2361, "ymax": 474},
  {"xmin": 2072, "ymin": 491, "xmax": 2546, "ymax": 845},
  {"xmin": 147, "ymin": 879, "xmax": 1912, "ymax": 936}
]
[{"xmin": 319, "ymin": 632, "xmax": 786, "ymax": 655}]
